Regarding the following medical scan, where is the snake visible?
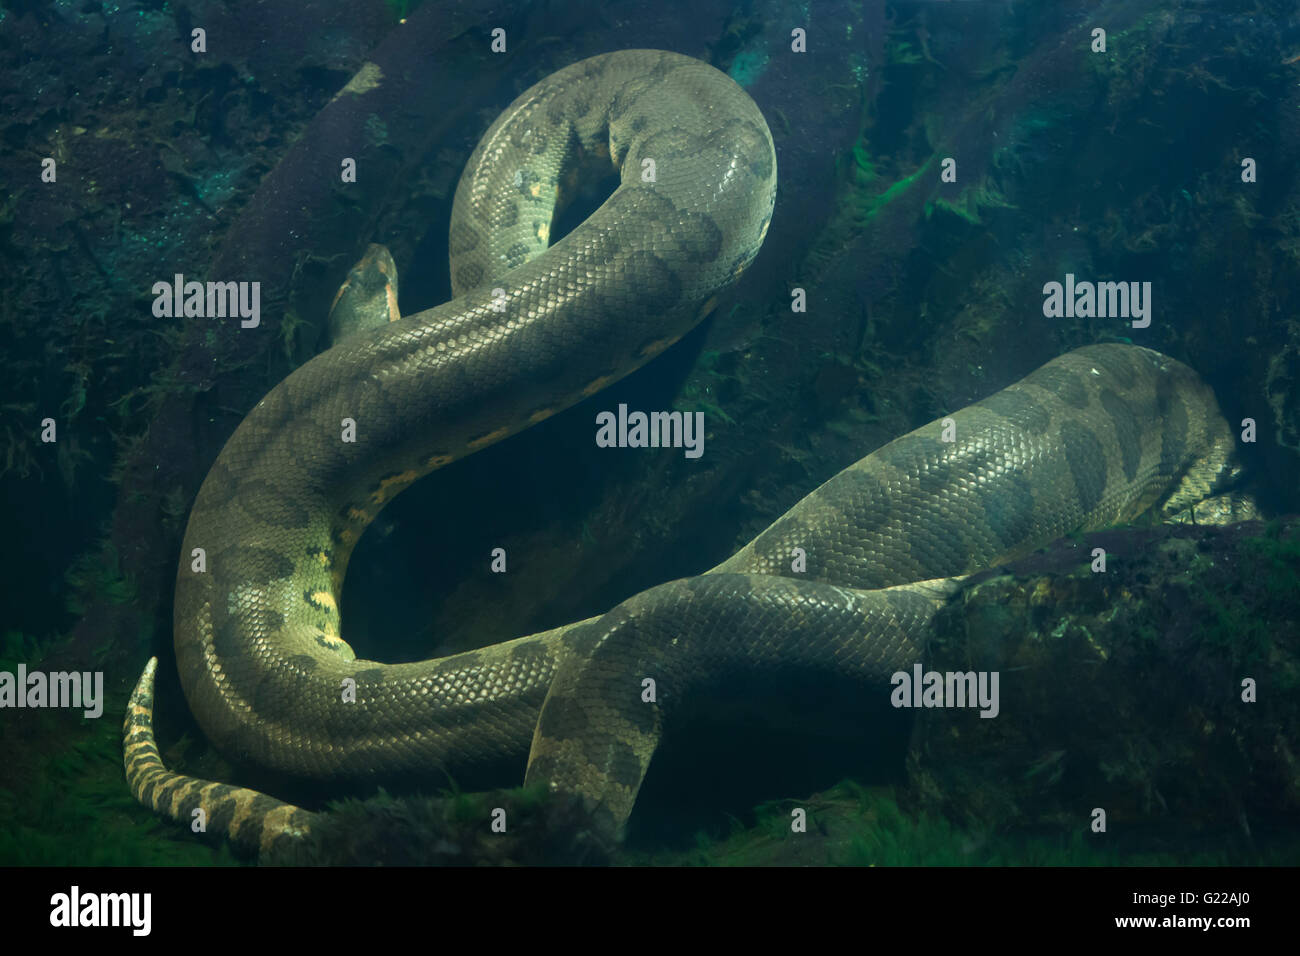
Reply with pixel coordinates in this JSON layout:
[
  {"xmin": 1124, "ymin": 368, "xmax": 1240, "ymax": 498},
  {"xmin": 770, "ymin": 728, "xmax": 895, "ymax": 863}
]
[{"xmin": 122, "ymin": 49, "xmax": 1240, "ymax": 857}]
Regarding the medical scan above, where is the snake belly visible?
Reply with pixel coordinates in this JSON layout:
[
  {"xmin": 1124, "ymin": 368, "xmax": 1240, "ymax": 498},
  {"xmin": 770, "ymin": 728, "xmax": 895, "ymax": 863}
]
[{"xmin": 124, "ymin": 50, "xmax": 1239, "ymax": 855}]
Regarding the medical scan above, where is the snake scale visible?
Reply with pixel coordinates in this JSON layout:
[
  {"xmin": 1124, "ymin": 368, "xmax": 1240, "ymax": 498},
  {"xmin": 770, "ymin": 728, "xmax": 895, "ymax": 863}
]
[{"xmin": 123, "ymin": 50, "xmax": 1239, "ymax": 856}]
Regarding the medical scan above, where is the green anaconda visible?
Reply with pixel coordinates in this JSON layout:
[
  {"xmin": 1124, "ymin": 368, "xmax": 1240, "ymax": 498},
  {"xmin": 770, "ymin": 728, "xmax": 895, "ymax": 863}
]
[{"xmin": 123, "ymin": 50, "xmax": 1240, "ymax": 856}]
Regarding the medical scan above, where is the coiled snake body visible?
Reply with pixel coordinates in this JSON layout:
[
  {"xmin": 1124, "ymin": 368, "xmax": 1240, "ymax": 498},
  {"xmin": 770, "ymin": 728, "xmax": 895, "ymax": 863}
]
[{"xmin": 124, "ymin": 50, "xmax": 1238, "ymax": 854}]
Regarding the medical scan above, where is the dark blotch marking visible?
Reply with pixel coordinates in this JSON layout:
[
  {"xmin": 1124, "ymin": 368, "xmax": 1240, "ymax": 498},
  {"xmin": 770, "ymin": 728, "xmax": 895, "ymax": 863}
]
[
  {"xmin": 526, "ymin": 753, "xmax": 561, "ymax": 783},
  {"xmin": 608, "ymin": 80, "xmax": 650, "ymax": 122},
  {"xmin": 647, "ymin": 52, "xmax": 674, "ymax": 81},
  {"xmin": 915, "ymin": 457, "xmax": 955, "ymax": 500},
  {"xmin": 980, "ymin": 387, "xmax": 1051, "ymax": 434},
  {"xmin": 623, "ymin": 686, "xmax": 658, "ymax": 736},
  {"xmin": 879, "ymin": 437, "xmax": 971, "ymax": 568},
  {"xmin": 212, "ymin": 616, "xmax": 245, "ymax": 660},
  {"xmin": 814, "ymin": 467, "xmax": 893, "ymax": 543},
  {"xmin": 498, "ymin": 202, "xmax": 519, "ymax": 227},
  {"xmin": 981, "ymin": 468, "xmax": 1037, "ymax": 549},
  {"xmin": 1091, "ymin": 345, "xmax": 1137, "ymax": 388},
  {"xmin": 148, "ymin": 777, "xmax": 177, "ymax": 804},
  {"xmin": 747, "ymin": 136, "xmax": 775, "ymax": 182},
  {"xmin": 1099, "ymin": 389, "xmax": 1142, "ymax": 481},
  {"xmin": 198, "ymin": 461, "xmax": 240, "ymax": 512},
  {"xmin": 537, "ymin": 694, "xmax": 590, "ymax": 739},
  {"xmin": 508, "ymin": 641, "xmax": 550, "ymax": 673},
  {"xmin": 674, "ymin": 209, "xmax": 725, "ymax": 264},
  {"xmin": 595, "ymin": 249, "xmax": 682, "ymax": 314},
  {"xmin": 882, "ymin": 433, "xmax": 944, "ymax": 476},
  {"xmin": 303, "ymin": 590, "xmax": 336, "ymax": 615},
  {"xmin": 512, "ymin": 168, "xmax": 544, "ymax": 199},
  {"xmin": 232, "ymin": 793, "xmax": 288, "ymax": 843},
  {"xmin": 244, "ymin": 605, "xmax": 285, "ymax": 639},
  {"xmin": 1032, "ymin": 366, "xmax": 1091, "ymax": 409},
  {"xmin": 1060, "ymin": 420, "xmax": 1108, "ymax": 514},
  {"xmin": 605, "ymin": 183, "xmax": 675, "ymax": 227},
  {"xmin": 448, "ymin": 220, "xmax": 480, "ymax": 255},
  {"xmin": 288, "ymin": 654, "xmax": 318, "ymax": 672},
  {"xmin": 715, "ymin": 118, "xmax": 775, "ymax": 183},
  {"xmin": 1158, "ymin": 378, "xmax": 1189, "ymax": 473},
  {"xmin": 599, "ymin": 737, "xmax": 645, "ymax": 789},
  {"xmin": 233, "ymin": 546, "xmax": 295, "ymax": 585},
  {"xmin": 562, "ymin": 623, "xmax": 601, "ymax": 658},
  {"xmin": 454, "ymin": 262, "xmax": 484, "ymax": 290},
  {"xmin": 504, "ymin": 241, "xmax": 531, "ymax": 269},
  {"xmin": 203, "ymin": 791, "xmax": 240, "ymax": 837},
  {"xmin": 746, "ymin": 514, "xmax": 815, "ymax": 573}
]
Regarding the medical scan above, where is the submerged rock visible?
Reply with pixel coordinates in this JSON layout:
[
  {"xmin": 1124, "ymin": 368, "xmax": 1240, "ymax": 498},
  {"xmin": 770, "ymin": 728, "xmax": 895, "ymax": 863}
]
[{"xmin": 909, "ymin": 518, "xmax": 1300, "ymax": 845}]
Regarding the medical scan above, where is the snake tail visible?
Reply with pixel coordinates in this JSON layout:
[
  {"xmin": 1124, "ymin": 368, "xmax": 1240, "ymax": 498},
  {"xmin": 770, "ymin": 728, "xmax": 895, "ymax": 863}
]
[{"xmin": 123, "ymin": 658, "xmax": 317, "ymax": 856}]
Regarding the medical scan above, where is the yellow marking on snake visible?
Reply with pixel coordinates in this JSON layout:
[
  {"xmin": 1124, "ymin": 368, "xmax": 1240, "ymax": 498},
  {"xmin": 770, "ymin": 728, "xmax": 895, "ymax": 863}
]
[
  {"xmin": 638, "ymin": 336, "xmax": 679, "ymax": 359},
  {"xmin": 386, "ymin": 282, "xmax": 400, "ymax": 322},
  {"xmin": 329, "ymin": 281, "xmax": 349, "ymax": 314},
  {"xmin": 582, "ymin": 374, "xmax": 617, "ymax": 396},
  {"xmin": 309, "ymin": 590, "xmax": 338, "ymax": 613},
  {"xmin": 228, "ymin": 790, "xmax": 257, "ymax": 835},
  {"xmin": 372, "ymin": 469, "xmax": 420, "ymax": 505},
  {"xmin": 467, "ymin": 426, "xmax": 511, "ymax": 450}
]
